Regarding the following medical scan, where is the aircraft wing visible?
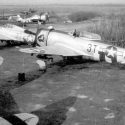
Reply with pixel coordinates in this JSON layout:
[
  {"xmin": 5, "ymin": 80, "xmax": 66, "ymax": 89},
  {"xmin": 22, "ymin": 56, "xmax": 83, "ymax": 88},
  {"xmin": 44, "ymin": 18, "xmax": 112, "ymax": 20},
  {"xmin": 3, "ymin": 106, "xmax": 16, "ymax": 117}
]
[
  {"xmin": 19, "ymin": 47, "xmax": 42, "ymax": 54},
  {"xmin": 0, "ymin": 33, "xmax": 17, "ymax": 41},
  {"xmin": 0, "ymin": 24, "xmax": 35, "ymax": 42},
  {"xmin": 0, "ymin": 24, "xmax": 23, "ymax": 41},
  {"xmin": 19, "ymin": 43, "xmax": 90, "ymax": 57}
]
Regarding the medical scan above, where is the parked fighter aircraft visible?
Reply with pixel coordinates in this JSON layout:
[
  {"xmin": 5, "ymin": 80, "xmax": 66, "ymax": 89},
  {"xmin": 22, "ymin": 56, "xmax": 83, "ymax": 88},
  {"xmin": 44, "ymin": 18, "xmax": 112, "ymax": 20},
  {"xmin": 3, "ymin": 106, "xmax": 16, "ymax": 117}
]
[
  {"xmin": 20, "ymin": 8, "xmax": 37, "ymax": 15},
  {"xmin": 0, "ymin": 24, "xmax": 35, "ymax": 45},
  {"xmin": 19, "ymin": 27, "xmax": 125, "ymax": 66},
  {"xmin": 17, "ymin": 12, "xmax": 49, "ymax": 24}
]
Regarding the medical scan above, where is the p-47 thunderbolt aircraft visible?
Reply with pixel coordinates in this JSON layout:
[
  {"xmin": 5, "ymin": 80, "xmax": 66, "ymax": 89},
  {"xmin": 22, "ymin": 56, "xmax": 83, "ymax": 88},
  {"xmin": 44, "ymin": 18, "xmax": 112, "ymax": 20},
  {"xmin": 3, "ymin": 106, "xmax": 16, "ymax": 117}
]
[
  {"xmin": 0, "ymin": 24, "xmax": 35, "ymax": 45},
  {"xmin": 17, "ymin": 12, "xmax": 49, "ymax": 24},
  {"xmin": 19, "ymin": 27, "xmax": 125, "ymax": 65}
]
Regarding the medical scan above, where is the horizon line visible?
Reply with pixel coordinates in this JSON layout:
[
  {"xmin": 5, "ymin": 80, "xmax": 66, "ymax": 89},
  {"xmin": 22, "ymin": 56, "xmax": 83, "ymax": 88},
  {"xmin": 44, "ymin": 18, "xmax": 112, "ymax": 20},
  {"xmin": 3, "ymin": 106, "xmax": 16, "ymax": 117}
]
[{"xmin": 0, "ymin": 3, "xmax": 125, "ymax": 6}]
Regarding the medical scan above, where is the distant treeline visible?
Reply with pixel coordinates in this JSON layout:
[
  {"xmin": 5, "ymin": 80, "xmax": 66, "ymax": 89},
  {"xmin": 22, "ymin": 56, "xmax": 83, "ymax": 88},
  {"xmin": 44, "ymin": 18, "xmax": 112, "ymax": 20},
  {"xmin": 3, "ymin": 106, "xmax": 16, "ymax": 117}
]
[{"xmin": 68, "ymin": 11, "xmax": 100, "ymax": 22}]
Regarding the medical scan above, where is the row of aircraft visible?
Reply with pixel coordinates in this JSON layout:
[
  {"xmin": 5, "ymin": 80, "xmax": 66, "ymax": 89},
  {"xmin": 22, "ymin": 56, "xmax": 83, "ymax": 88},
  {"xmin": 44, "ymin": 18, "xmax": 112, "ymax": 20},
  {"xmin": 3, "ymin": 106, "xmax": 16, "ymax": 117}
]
[
  {"xmin": 1, "ymin": 23, "xmax": 125, "ymax": 68},
  {"xmin": 1, "ymin": 23, "xmax": 125, "ymax": 124},
  {"xmin": 20, "ymin": 8, "xmax": 37, "ymax": 15},
  {"xmin": 8, "ymin": 12, "xmax": 49, "ymax": 24},
  {"xmin": 0, "ymin": 8, "xmax": 49, "ymax": 24},
  {"xmin": 0, "ymin": 8, "xmax": 37, "ymax": 20}
]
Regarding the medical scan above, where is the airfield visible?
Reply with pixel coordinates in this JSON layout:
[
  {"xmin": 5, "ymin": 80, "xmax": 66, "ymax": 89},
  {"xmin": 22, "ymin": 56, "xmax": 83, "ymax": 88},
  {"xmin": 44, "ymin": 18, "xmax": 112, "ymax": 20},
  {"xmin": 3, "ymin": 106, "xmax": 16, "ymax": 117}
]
[{"xmin": 1, "ymin": 4, "xmax": 125, "ymax": 125}]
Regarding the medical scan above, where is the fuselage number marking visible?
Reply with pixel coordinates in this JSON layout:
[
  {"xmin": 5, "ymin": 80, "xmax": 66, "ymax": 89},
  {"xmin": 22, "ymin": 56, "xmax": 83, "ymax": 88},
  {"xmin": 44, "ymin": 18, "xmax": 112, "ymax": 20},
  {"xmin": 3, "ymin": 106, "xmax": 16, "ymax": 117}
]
[{"xmin": 87, "ymin": 44, "xmax": 97, "ymax": 53}]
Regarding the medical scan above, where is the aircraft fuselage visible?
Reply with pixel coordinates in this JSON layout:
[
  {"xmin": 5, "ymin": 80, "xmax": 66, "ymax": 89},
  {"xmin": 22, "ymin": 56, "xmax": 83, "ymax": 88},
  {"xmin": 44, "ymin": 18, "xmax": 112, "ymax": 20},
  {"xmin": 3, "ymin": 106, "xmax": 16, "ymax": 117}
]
[
  {"xmin": 37, "ymin": 29, "xmax": 125, "ymax": 65},
  {"xmin": 0, "ymin": 25, "xmax": 35, "ymax": 44}
]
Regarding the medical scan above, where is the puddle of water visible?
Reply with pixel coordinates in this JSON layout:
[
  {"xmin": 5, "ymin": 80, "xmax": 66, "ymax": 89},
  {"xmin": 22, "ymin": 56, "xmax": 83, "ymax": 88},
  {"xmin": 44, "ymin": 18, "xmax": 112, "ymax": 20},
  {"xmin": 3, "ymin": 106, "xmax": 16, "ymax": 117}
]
[
  {"xmin": 103, "ymin": 107, "xmax": 110, "ymax": 111},
  {"xmin": 68, "ymin": 107, "xmax": 77, "ymax": 112},
  {"xmin": 104, "ymin": 113, "xmax": 115, "ymax": 119},
  {"xmin": 27, "ymin": 103, "xmax": 46, "ymax": 111},
  {"xmin": 77, "ymin": 94, "xmax": 88, "ymax": 99},
  {"xmin": 104, "ymin": 99, "xmax": 114, "ymax": 102}
]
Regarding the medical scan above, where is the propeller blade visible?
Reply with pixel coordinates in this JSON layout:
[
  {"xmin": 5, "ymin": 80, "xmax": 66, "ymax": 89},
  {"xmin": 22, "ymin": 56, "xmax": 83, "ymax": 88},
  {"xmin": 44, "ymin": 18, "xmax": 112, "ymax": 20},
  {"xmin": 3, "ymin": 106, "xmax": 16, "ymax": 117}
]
[{"xmin": 32, "ymin": 27, "xmax": 41, "ymax": 47}]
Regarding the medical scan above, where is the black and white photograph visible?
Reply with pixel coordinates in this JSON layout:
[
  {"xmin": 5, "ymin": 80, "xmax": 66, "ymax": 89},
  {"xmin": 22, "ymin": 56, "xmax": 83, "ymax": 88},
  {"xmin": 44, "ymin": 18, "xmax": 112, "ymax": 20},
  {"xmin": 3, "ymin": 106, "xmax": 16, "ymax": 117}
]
[{"xmin": 0, "ymin": 0, "xmax": 125, "ymax": 125}]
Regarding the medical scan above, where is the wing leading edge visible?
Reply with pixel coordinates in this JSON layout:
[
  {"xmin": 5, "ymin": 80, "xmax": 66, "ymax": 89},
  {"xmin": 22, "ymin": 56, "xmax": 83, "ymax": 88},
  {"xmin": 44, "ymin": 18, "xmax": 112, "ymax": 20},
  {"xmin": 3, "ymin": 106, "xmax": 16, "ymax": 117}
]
[{"xmin": 19, "ymin": 43, "xmax": 90, "ymax": 57}]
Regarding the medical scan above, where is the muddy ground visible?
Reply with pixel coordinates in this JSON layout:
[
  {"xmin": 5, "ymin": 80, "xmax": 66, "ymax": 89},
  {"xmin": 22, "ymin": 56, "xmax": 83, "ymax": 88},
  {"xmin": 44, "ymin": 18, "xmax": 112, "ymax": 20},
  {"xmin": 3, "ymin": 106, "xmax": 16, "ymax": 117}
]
[{"xmin": 0, "ymin": 43, "xmax": 125, "ymax": 125}]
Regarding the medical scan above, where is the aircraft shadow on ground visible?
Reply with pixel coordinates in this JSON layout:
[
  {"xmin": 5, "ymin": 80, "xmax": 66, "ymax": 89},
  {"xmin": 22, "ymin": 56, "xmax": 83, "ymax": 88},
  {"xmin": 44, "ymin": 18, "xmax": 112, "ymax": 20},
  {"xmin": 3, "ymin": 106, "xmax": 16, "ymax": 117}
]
[
  {"xmin": 0, "ymin": 90, "xmax": 77, "ymax": 125},
  {"xmin": 0, "ymin": 69, "xmax": 78, "ymax": 125},
  {"xmin": 51, "ymin": 59, "xmax": 125, "ymax": 71},
  {"xmin": 0, "ymin": 43, "xmax": 28, "ymax": 50},
  {"xmin": 50, "ymin": 55, "xmax": 125, "ymax": 71},
  {"xmin": 32, "ymin": 96, "xmax": 77, "ymax": 125},
  {"xmin": 0, "ymin": 90, "xmax": 20, "ymax": 115},
  {"xmin": 50, "ymin": 58, "xmax": 96, "ymax": 69}
]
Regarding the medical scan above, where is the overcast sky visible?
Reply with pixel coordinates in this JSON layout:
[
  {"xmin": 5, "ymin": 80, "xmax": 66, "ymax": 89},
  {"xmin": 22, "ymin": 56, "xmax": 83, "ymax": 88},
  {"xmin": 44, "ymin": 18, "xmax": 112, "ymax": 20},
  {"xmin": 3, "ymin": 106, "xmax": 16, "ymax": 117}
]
[{"xmin": 0, "ymin": 0, "xmax": 125, "ymax": 5}]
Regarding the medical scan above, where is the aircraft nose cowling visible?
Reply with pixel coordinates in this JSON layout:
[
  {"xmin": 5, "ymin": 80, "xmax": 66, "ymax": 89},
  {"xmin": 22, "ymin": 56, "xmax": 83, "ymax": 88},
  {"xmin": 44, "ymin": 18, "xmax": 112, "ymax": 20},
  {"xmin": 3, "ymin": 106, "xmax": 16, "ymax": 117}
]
[
  {"xmin": 36, "ymin": 29, "xmax": 50, "ymax": 46},
  {"xmin": 37, "ymin": 34, "xmax": 45, "ymax": 47},
  {"xmin": 37, "ymin": 34, "xmax": 44, "ymax": 42}
]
